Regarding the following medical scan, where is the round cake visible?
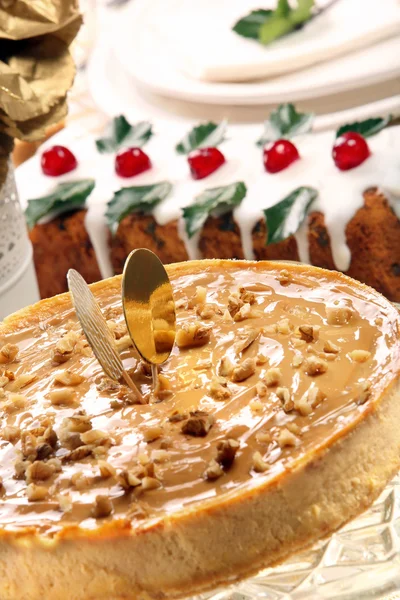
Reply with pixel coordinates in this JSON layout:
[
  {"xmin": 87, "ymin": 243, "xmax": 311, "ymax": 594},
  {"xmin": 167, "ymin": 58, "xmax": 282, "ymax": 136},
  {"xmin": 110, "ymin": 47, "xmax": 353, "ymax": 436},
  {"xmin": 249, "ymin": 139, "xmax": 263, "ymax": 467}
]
[{"xmin": 0, "ymin": 260, "xmax": 399, "ymax": 600}]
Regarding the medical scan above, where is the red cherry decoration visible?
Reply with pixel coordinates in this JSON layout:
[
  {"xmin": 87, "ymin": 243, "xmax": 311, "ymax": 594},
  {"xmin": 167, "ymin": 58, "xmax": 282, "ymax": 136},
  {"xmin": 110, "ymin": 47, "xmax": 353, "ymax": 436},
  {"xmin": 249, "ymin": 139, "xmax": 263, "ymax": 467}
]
[
  {"xmin": 115, "ymin": 147, "xmax": 152, "ymax": 178},
  {"xmin": 41, "ymin": 145, "xmax": 78, "ymax": 176},
  {"xmin": 188, "ymin": 147, "xmax": 226, "ymax": 180},
  {"xmin": 263, "ymin": 139, "xmax": 300, "ymax": 174},
  {"xmin": 332, "ymin": 131, "xmax": 370, "ymax": 171}
]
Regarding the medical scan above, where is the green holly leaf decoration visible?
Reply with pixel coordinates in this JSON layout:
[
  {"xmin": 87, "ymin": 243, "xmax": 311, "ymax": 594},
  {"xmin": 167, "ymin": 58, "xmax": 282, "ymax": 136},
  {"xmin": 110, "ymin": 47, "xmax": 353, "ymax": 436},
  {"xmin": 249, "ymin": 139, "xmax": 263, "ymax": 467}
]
[
  {"xmin": 106, "ymin": 182, "xmax": 172, "ymax": 230},
  {"xmin": 257, "ymin": 103, "xmax": 314, "ymax": 146},
  {"xmin": 175, "ymin": 121, "xmax": 227, "ymax": 155},
  {"xmin": 263, "ymin": 186, "xmax": 318, "ymax": 244},
  {"xmin": 95, "ymin": 116, "xmax": 153, "ymax": 153},
  {"xmin": 336, "ymin": 116, "xmax": 391, "ymax": 139}
]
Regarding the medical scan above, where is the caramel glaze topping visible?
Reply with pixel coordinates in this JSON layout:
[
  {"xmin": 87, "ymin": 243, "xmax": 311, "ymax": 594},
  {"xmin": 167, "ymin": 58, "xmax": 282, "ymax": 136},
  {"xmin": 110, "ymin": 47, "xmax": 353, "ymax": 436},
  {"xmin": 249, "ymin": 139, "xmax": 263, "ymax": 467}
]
[{"xmin": 0, "ymin": 265, "xmax": 398, "ymax": 535}]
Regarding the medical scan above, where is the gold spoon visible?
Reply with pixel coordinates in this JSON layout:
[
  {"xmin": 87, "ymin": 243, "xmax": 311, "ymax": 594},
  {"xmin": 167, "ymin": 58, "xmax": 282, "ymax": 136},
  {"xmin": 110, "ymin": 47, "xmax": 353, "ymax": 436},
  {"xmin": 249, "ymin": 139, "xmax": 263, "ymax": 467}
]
[
  {"xmin": 122, "ymin": 249, "xmax": 176, "ymax": 390},
  {"xmin": 67, "ymin": 269, "xmax": 144, "ymax": 403}
]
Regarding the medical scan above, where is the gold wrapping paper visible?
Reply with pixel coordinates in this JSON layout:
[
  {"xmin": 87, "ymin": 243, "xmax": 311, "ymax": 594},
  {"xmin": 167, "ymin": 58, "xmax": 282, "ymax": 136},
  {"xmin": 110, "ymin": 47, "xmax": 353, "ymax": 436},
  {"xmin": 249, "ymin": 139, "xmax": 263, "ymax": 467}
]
[{"xmin": 0, "ymin": 0, "xmax": 82, "ymax": 186}]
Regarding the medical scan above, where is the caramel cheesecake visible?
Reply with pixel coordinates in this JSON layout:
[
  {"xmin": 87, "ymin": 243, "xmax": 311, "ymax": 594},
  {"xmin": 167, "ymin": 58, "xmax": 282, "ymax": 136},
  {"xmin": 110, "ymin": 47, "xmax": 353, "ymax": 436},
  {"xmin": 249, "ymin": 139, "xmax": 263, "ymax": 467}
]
[{"xmin": 0, "ymin": 260, "xmax": 399, "ymax": 600}]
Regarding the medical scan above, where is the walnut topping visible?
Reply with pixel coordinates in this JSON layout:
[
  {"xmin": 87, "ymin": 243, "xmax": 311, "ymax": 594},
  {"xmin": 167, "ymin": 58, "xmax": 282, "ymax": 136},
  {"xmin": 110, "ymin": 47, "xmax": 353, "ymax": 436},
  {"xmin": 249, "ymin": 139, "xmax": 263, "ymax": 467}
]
[
  {"xmin": 294, "ymin": 386, "xmax": 326, "ymax": 416},
  {"xmin": 36, "ymin": 443, "xmax": 54, "ymax": 460},
  {"xmin": 264, "ymin": 367, "xmax": 282, "ymax": 387},
  {"xmin": 154, "ymin": 374, "xmax": 172, "ymax": 401},
  {"xmin": 63, "ymin": 445, "xmax": 93, "ymax": 462},
  {"xmin": 194, "ymin": 286, "xmax": 207, "ymax": 305},
  {"xmin": 256, "ymin": 432, "xmax": 271, "ymax": 444},
  {"xmin": 141, "ymin": 476, "xmax": 162, "ymax": 491},
  {"xmin": 27, "ymin": 483, "xmax": 48, "ymax": 502},
  {"xmin": 92, "ymin": 495, "xmax": 113, "ymax": 518},
  {"xmin": 357, "ymin": 381, "xmax": 371, "ymax": 405},
  {"xmin": 323, "ymin": 340, "xmax": 340, "ymax": 354},
  {"xmin": 291, "ymin": 353, "xmax": 303, "ymax": 368},
  {"xmin": 249, "ymin": 399, "xmax": 263, "ymax": 413},
  {"xmin": 98, "ymin": 460, "xmax": 116, "ymax": 478},
  {"xmin": 252, "ymin": 451, "xmax": 268, "ymax": 473},
  {"xmin": 97, "ymin": 378, "xmax": 119, "ymax": 393},
  {"xmin": 181, "ymin": 411, "xmax": 214, "ymax": 437},
  {"xmin": 231, "ymin": 358, "xmax": 256, "ymax": 382},
  {"xmin": 80, "ymin": 429, "xmax": 110, "ymax": 446},
  {"xmin": 14, "ymin": 459, "xmax": 28, "ymax": 480},
  {"xmin": 277, "ymin": 428, "xmax": 299, "ymax": 448},
  {"xmin": 304, "ymin": 356, "xmax": 328, "ymax": 376},
  {"xmin": 118, "ymin": 470, "xmax": 142, "ymax": 489},
  {"xmin": 52, "ymin": 331, "xmax": 79, "ymax": 364},
  {"xmin": 59, "ymin": 414, "xmax": 92, "ymax": 437},
  {"xmin": 3, "ymin": 392, "xmax": 27, "ymax": 413},
  {"xmin": 286, "ymin": 422, "xmax": 301, "ymax": 436},
  {"xmin": 142, "ymin": 425, "xmax": 163, "ymax": 443},
  {"xmin": 298, "ymin": 325, "xmax": 320, "ymax": 343},
  {"xmin": 256, "ymin": 381, "xmax": 267, "ymax": 397},
  {"xmin": 277, "ymin": 269, "xmax": 291, "ymax": 285},
  {"xmin": 233, "ymin": 303, "xmax": 252, "ymax": 321},
  {"xmin": 107, "ymin": 320, "xmax": 127, "ymax": 340},
  {"xmin": 209, "ymin": 376, "xmax": 231, "ymax": 401},
  {"xmin": 256, "ymin": 353, "xmax": 268, "ymax": 365},
  {"xmin": 216, "ymin": 439, "xmax": 240, "ymax": 467},
  {"xmin": 7, "ymin": 373, "xmax": 36, "ymax": 392},
  {"xmin": 218, "ymin": 356, "xmax": 234, "ymax": 377},
  {"xmin": 0, "ymin": 343, "xmax": 18, "ymax": 364},
  {"xmin": 54, "ymin": 370, "xmax": 85, "ymax": 386},
  {"xmin": 276, "ymin": 387, "xmax": 294, "ymax": 413},
  {"xmin": 348, "ymin": 350, "xmax": 371, "ymax": 363},
  {"xmin": 57, "ymin": 493, "xmax": 72, "ymax": 513},
  {"xmin": 26, "ymin": 461, "xmax": 55, "ymax": 484},
  {"xmin": 71, "ymin": 471, "xmax": 91, "ymax": 490},
  {"xmin": 277, "ymin": 318, "xmax": 292, "ymax": 335},
  {"xmin": 234, "ymin": 327, "xmax": 260, "ymax": 354},
  {"xmin": 326, "ymin": 306, "xmax": 353, "ymax": 326},
  {"xmin": 48, "ymin": 388, "xmax": 76, "ymax": 406},
  {"xmin": 2, "ymin": 425, "xmax": 20, "ymax": 443},
  {"xmin": 204, "ymin": 459, "xmax": 224, "ymax": 481},
  {"xmin": 152, "ymin": 449, "xmax": 170, "ymax": 463},
  {"xmin": 196, "ymin": 303, "xmax": 222, "ymax": 320},
  {"xmin": 222, "ymin": 309, "xmax": 233, "ymax": 322},
  {"xmin": 168, "ymin": 410, "xmax": 188, "ymax": 423},
  {"xmin": 227, "ymin": 291, "xmax": 243, "ymax": 318},
  {"xmin": 176, "ymin": 321, "xmax": 211, "ymax": 348}
]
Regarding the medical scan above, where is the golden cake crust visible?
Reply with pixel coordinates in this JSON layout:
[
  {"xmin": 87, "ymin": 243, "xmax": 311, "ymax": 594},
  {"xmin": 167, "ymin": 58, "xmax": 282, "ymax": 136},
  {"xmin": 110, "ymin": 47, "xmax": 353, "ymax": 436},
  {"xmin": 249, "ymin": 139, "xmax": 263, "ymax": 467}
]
[{"xmin": 0, "ymin": 260, "xmax": 399, "ymax": 600}]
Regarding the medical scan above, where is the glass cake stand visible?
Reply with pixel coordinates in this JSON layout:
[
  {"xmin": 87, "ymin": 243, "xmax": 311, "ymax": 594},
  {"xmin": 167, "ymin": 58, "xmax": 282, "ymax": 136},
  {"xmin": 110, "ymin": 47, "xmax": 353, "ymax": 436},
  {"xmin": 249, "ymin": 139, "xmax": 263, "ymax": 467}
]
[{"xmin": 193, "ymin": 472, "xmax": 400, "ymax": 600}]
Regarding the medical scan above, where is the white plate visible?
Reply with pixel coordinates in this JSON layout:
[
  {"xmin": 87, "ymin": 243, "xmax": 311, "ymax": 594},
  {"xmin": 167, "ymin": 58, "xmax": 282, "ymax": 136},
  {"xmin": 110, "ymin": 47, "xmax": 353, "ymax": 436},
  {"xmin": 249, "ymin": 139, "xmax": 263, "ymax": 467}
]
[{"xmin": 109, "ymin": 0, "xmax": 400, "ymax": 105}]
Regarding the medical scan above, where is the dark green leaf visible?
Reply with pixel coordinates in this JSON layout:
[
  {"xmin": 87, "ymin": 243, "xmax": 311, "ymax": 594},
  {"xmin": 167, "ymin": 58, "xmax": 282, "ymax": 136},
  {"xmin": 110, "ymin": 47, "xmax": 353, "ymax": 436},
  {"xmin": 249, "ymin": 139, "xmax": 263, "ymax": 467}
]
[
  {"xmin": 263, "ymin": 186, "xmax": 318, "ymax": 245},
  {"xmin": 257, "ymin": 103, "xmax": 314, "ymax": 146},
  {"xmin": 232, "ymin": 9, "xmax": 273, "ymax": 40},
  {"xmin": 106, "ymin": 181, "xmax": 172, "ymax": 230},
  {"xmin": 175, "ymin": 121, "xmax": 227, "ymax": 155},
  {"xmin": 182, "ymin": 181, "xmax": 247, "ymax": 239},
  {"xmin": 95, "ymin": 116, "xmax": 153, "ymax": 153},
  {"xmin": 25, "ymin": 179, "xmax": 95, "ymax": 229},
  {"xmin": 336, "ymin": 116, "xmax": 391, "ymax": 139},
  {"xmin": 276, "ymin": 0, "xmax": 291, "ymax": 18}
]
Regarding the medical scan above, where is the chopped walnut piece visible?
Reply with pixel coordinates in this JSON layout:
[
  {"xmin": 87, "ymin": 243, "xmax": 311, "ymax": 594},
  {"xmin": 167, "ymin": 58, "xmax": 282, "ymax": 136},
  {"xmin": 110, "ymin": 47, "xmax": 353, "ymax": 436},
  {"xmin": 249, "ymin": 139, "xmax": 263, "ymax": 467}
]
[
  {"xmin": 256, "ymin": 353, "xmax": 268, "ymax": 365},
  {"xmin": 26, "ymin": 461, "xmax": 55, "ymax": 484},
  {"xmin": 152, "ymin": 449, "xmax": 169, "ymax": 463},
  {"xmin": 276, "ymin": 387, "xmax": 294, "ymax": 413},
  {"xmin": 27, "ymin": 483, "xmax": 48, "ymax": 502},
  {"xmin": 97, "ymin": 378, "xmax": 120, "ymax": 393},
  {"xmin": 58, "ymin": 493, "xmax": 72, "ymax": 513},
  {"xmin": 42, "ymin": 426, "xmax": 58, "ymax": 449},
  {"xmin": 181, "ymin": 411, "xmax": 214, "ymax": 437},
  {"xmin": 222, "ymin": 309, "xmax": 233, "ymax": 322},
  {"xmin": 277, "ymin": 318, "xmax": 292, "ymax": 335},
  {"xmin": 98, "ymin": 460, "xmax": 116, "ymax": 479},
  {"xmin": 277, "ymin": 269, "xmax": 291, "ymax": 285},
  {"xmin": 348, "ymin": 350, "xmax": 371, "ymax": 363},
  {"xmin": 194, "ymin": 286, "xmax": 207, "ymax": 305},
  {"xmin": 0, "ymin": 343, "xmax": 19, "ymax": 364},
  {"xmin": 216, "ymin": 439, "xmax": 240, "ymax": 467},
  {"xmin": 209, "ymin": 376, "xmax": 231, "ymax": 401},
  {"xmin": 231, "ymin": 358, "xmax": 256, "ymax": 382},
  {"xmin": 298, "ymin": 325, "xmax": 319, "ymax": 343},
  {"xmin": 80, "ymin": 429, "xmax": 109, "ymax": 446},
  {"xmin": 35, "ymin": 443, "xmax": 54, "ymax": 460},
  {"xmin": 142, "ymin": 425, "xmax": 163, "ymax": 443},
  {"xmin": 218, "ymin": 356, "xmax": 234, "ymax": 377},
  {"xmin": 7, "ymin": 373, "xmax": 36, "ymax": 392},
  {"xmin": 357, "ymin": 381, "xmax": 371, "ymax": 405},
  {"xmin": 168, "ymin": 410, "xmax": 188, "ymax": 423},
  {"xmin": 118, "ymin": 470, "xmax": 142, "ymax": 490},
  {"xmin": 21, "ymin": 432, "xmax": 37, "ymax": 461},
  {"xmin": 227, "ymin": 292, "xmax": 243, "ymax": 318},
  {"xmin": 63, "ymin": 445, "xmax": 93, "ymax": 462},
  {"xmin": 323, "ymin": 340, "xmax": 340, "ymax": 354},
  {"xmin": 71, "ymin": 471, "xmax": 90, "ymax": 490},
  {"xmin": 48, "ymin": 388, "xmax": 76, "ymax": 406},
  {"xmin": 375, "ymin": 317, "xmax": 383, "ymax": 327},
  {"xmin": 47, "ymin": 458, "xmax": 62, "ymax": 472},
  {"xmin": 107, "ymin": 320, "xmax": 127, "ymax": 340},
  {"xmin": 160, "ymin": 437, "xmax": 173, "ymax": 450},
  {"xmin": 256, "ymin": 432, "xmax": 271, "ymax": 445},
  {"xmin": 256, "ymin": 381, "xmax": 267, "ymax": 397},
  {"xmin": 250, "ymin": 399, "xmax": 263, "ymax": 413},
  {"xmin": 2, "ymin": 425, "xmax": 20, "ymax": 443},
  {"xmin": 14, "ymin": 459, "xmax": 28, "ymax": 480},
  {"xmin": 295, "ymin": 386, "xmax": 326, "ymax": 416},
  {"xmin": 54, "ymin": 370, "xmax": 85, "ymax": 386},
  {"xmin": 263, "ymin": 324, "xmax": 278, "ymax": 335},
  {"xmin": 4, "ymin": 392, "xmax": 27, "ymax": 413},
  {"xmin": 154, "ymin": 374, "xmax": 172, "ymax": 401},
  {"xmin": 176, "ymin": 321, "xmax": 211, "ymax": 349},
  {"xmin": 304, "ymin": 356, "xmax": 328, "ymax": 376},
  {"xmin": 92, "ymin": 495, "xmax": 113, "ymax": 518},
  {"xmin": 277, "ymin": 428, "xmax": 299, "ymax": 448},
  {"xmin": 265, "ymin": 367, "xmax": 282, "ymax": 387},
  {"xmin": 233, "ymin": 302, "xmax": 252, "ymax": 322},
  {"xmin": 291, "ymin": 353, "xmax": 303, "ymax": 368},
  {"xmin": 234, "ymin": 327, "xmax": 260, "ymax": 354},
  {"xmin": 204, "ymin": 459, "xmax": 224, "ymax": 481},
  {"xmin": 196, "ymin": 303, "xmax": 222, "ymax": 320},
  {"xmin": 141, "ymin": 476, "xmax": 162, "ymax": 491},
  {"xmin": 326, "ymin": 306, "xmax": 353, "ymax": 326},
  {"xmin": 291, "ymin": 337, "xmax": 306, "ymax": 349},
  {"xmin": 116, "ymin": 335, "xmax": 133, "ymax": 352},
  {"xmin": 287, "ymin": 422, "xmax": 301, "ymax": 436},
  {"xmin": 252, "ymin": 451, "xmax": 269, "ymax": 473},
  {"xmin": 52, "ymin": 331, "xmax": 79, "ymax": 364}
]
